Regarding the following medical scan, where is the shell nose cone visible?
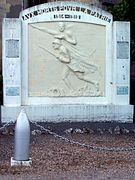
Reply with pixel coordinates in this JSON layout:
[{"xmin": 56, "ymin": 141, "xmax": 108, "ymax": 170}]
[{"xmin": 14, "ymin": 110, "xmax": 30, "ymax": 161}]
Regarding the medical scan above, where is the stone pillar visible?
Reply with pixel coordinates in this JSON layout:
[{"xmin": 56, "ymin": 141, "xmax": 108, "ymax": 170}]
[
  {"xmin": 0, "ymin": 0, "xmax": 9, "ymax": 72},
  {"xmin": 113, "ymin": 21, "xmax": 130, "ymax": 105},
  {"xmin": 2, "ymin": 18, "xmax": 21, "ymax": 106},
  {"xmin": 21, "ymin": 0, "xmax": 29, "ymax": 9}
]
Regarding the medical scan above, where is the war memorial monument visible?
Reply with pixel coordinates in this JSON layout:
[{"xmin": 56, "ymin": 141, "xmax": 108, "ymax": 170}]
[{"xmin": 1, "ymin": 1, "xmax": 133, "ymax": 122}]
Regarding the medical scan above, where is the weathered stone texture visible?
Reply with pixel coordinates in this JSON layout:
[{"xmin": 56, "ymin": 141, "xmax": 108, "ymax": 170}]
[
  {"xmin": 48, "ymin": 0, "xmax": 101, "ymax": 6},
  {"xmin": 0, "ymin": 0, "xmax": 22, "ymax": 72},
  {"xmin": 0, "ymin": 0, "xmax": 100, "ymax": 72}
]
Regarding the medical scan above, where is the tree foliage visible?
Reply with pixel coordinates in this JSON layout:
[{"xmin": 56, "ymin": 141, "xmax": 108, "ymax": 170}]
[
  {"xmin": 108, "ymin": 0, "xmax": 135, "ymax": 22},
  {"xmin": 108, "ymin": 0, "xmax": 135, "ymax": 32}
]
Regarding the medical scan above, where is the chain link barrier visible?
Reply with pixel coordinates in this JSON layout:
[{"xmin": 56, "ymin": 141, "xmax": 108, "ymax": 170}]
[
  {"xmin": 1, "ymin": 119, "xmax": 135, "ymax": 152},
  {"xmin": 0, "ymin": 120, "xmax": 15, "ymax": 131},
  {"xmin": 30, "ymin": 120, "xmax": 135, "ymax": 153}
]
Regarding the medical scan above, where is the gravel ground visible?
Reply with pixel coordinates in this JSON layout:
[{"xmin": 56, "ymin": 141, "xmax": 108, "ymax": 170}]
[{"xmin": 1, "ymin": 123, "xmax": 135, "ymax": 179}]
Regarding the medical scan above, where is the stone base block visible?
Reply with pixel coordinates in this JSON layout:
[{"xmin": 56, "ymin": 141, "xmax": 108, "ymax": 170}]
[
  {"xmin": 1, "ymin": 104, "xmax": 133, "ymax": 123},
  {"xmin": 11, "ymin": 157, "xmax": 32, "ymax": 167}
]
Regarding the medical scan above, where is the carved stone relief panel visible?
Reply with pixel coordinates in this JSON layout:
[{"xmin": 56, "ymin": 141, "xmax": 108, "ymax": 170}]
[{"xmin": 28, "ymin": 21, "xmax": 106, "ymax": 97}]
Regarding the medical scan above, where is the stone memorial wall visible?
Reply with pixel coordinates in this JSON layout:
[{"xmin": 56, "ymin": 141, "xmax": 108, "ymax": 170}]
[{"xmin": 1, "ymin": 1, "xmax": 133, "ymax": 122}]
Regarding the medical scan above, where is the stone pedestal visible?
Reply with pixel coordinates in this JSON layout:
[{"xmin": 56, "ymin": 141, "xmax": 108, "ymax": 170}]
[
  {"xmin": 1, "ymin": 104, "xmax": 133, "ymax": 123},
  {"xmin": 11, "ymin": 157, "xmax": 32, "ymax": 167}
]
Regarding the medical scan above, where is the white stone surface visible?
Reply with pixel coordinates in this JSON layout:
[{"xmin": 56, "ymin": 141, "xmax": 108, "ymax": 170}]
[
  {"xmin": 113, "ymin": 21, "xmax": 130, "ymax": 105},
  {"xmin": 28, "ymin": 22, "xmax": 105, "ymax": 97},
  {"xmin": 11, "ymin": 157, "xmax": 32, "ymax": 167},
  {"xmin": 2, "ymin": 18, "xmax": 21, "ymax": 106},
  {"xmin": 1, "ymin": 105, "xmax": 133, "ymax": 123},
  {"xmin": 20, "ymin": 1, "xmax": 113, "ymax": 105}
]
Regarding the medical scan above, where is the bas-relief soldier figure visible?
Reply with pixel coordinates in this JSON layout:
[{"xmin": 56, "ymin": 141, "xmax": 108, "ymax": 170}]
[
  {"xmin": 51, "ymin": 38, "xmax": 100, "ymax": 91},
  {"xmin": 31, "ymin": 22, "xmax": 101, "ymax": 94},
  {"xmin": 31, "ymin": 22, "xmax": 77, "ymax": 45}
]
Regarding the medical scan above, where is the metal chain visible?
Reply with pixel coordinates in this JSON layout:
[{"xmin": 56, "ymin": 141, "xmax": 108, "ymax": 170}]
[
  {"xmin": 30, "ymin": 120, "xmax": 135, "ymax": 152},
  {"xmin": 1, "ymin": 119, "xmax": 135, "ymax": 152},
  {"xmin": 0, "ymin": 120, "xmax": 15, "ymax": 131}
]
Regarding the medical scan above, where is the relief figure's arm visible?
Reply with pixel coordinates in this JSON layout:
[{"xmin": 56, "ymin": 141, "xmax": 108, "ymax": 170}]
[
  {"xmin": 31, "ymin": 25, "xmax": 57, "ymax": 35},
  {"xmin": 54, "ymin": 32, "xmax": 77, "ymax": 45},
  {"xmin": 64, "ymin": 33, "xmax": 77, "ymax": 45}
]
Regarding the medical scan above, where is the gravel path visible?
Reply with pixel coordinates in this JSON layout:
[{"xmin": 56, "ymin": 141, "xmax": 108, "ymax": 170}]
[{"xmin": 1, "ymin": 126, "xmax": 135, "ymax": 179}]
